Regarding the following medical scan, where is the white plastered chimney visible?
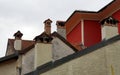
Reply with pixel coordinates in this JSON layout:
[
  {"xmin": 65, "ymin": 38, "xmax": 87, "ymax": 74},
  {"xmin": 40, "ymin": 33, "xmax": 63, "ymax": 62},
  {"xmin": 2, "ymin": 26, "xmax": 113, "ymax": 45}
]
[{"xmin": 13, "ymin": 30, "xmax": 23, "ymax": 50}]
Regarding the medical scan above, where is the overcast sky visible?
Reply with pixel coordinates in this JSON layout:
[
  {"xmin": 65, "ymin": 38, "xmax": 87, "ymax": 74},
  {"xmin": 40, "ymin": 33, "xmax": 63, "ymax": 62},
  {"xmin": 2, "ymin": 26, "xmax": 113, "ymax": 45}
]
[{"xmin": 0, "ymin": 0, "xmax": 113, "ymax": 57}]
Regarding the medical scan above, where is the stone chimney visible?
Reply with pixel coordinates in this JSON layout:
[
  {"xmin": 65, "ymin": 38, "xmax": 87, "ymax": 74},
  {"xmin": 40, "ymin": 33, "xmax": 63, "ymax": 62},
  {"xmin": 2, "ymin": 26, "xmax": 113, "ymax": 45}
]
[
  {"xmin": 13, "ymin": 30, "xmax": 23, "ymax": 50},
  {"xmin": 44, "ymin": 19, "xmax": 52, "ymax": 35},
  {"xmin": 56, "ymin": 21, "xmax": 66, "ymax": 39}
]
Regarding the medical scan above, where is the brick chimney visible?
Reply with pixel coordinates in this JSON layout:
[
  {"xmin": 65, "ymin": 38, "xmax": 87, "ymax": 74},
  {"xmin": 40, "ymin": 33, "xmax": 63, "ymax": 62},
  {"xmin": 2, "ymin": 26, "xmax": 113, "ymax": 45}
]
[
  {"xmin": 56, "ymin": 21, "xmax": 66, "ymax": 39},
  {"xmin": 13, "ymin": 30, "xmax": 23, "ymax": 50},
  {"xmin": 44, "ymin": 19, "xmax": 52, "ymax": 35}
]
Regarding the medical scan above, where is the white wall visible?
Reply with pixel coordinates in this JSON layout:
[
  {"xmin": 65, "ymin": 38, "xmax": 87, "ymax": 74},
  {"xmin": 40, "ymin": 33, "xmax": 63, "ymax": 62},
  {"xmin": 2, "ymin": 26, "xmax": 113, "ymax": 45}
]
[
  {"xmin": 52, "ymin": 37, "xmax": 75, "ymax": 60},
  {"xmin": 102, "ymin": 26, "xmax": 118, "ymax": 40},
  {"xmin": 0, "ymin": 59, "xmax": 17, "ymax": 75},
  {"xmin": 34, "ymin": 43, "xmax": 52, "ymax": 69},
  {"xmin": 22, "ymin": 48, "xmax": 35, "ymax": 74},
  {"xmin": 41, "ymin": 39, "xmax": 120, "ymax": 75}
]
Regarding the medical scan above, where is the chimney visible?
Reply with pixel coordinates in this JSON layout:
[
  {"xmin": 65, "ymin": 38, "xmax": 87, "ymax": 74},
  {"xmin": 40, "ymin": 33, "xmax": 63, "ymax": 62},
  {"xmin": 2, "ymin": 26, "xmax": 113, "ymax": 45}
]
[
  {"xmin": 101, "ymin": 17, "xmax": 119, "ymax": 40},
  {"xmin": 34, "ymin": 21, "xmax": 53, "ymax": 68},
  {"xmin": 56, "ymin": 21, "xmax": 66, "ymax": 39},
  {"xmin": 34, "ymin": 42, "xmax": 52, "ymax": 69},
  {"xmin": 44, "ymin": 19, "xmax": 52, "ymax": 35},
  {"xmin": 34, "ymin": 33, "xmax": 53, "ymax": 43},
  {"xmin": 13, "ymin": 30, "xmax": 23, "ymax": 50},
  {"xmin": 34, "ymin": 35, "xmax": 52, "ymax": 69}
]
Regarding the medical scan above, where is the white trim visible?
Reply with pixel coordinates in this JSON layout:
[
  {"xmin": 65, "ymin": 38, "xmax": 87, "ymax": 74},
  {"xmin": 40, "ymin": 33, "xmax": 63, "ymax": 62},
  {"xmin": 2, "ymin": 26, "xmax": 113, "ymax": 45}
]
[
  {"xmin": 81, "ymin": 19, "xmax": 84, "ymax": 45},
  {"xmin": 101, "ymin": 25, "xmax": 106, "ymax": 40}
]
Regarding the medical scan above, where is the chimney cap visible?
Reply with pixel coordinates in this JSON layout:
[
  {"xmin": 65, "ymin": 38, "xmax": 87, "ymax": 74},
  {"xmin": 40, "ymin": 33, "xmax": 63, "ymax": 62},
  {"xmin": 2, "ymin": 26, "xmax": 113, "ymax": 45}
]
[
  {"xmin": 100, "ymin": 16, "xmax": 119, "ymax": 25},
  {"xmin": 13, "ymin": 30, "xmax": 23, "ymax": 39},
  {"xmin": 56, "ymin": 21, "xmax": 65, "ymax": 26},
  {"xmin": 34, "ymin": 32, "xmax": 53, "ymax": 43},
  {"xmin": 44, "ymin": 19, "xmax": 52, "ymax": 24}
]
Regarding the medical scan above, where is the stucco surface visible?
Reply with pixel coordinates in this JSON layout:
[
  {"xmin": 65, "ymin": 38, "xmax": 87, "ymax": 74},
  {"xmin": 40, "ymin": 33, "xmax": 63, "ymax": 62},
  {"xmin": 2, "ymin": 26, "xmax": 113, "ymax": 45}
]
[
  {"xmin": 105, "ymin": 26, "xmax": 118, "ymax": 39},
  {"xmin": 57, "ymin": 29, "xmax": 66, "ymax": 39},
  {"xmin": 35, "ymin": 43, "xmax": 52, "ymax": 68},
  {"xmin": 22, "ymin": 48, "xmax": 35, "ymax": 74},
  {"xmin": 52, "ymin": 37, "xmax": 75, "ymax": 60},
  {"xmin": 0, "ymin": 59, "xmax": 17, "ymax": 75},
  {"xmin": 41, "ymin": 40, "xmax": 120, "ymax": 75}
]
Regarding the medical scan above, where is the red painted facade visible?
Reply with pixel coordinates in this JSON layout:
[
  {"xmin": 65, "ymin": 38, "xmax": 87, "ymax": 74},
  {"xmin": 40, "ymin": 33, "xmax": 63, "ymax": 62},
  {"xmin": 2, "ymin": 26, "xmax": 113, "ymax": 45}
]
[
  {"xmin": 67, "ymin": 20, "xmax": 101, "ymax": 48},
  {"xmin": 112, "ymin": 9, "xmax": 120, "ymax": 34},
  {"xmin": 67, "ymin": 21, "xmax": 82, "ymax": 45},
  {"xmin": 66, "ymin": 0, "xmax": 120, "ymax": 50},
  {"xmin": 84, "ymin": 20, "xmax": 101, "ymax": 47}
]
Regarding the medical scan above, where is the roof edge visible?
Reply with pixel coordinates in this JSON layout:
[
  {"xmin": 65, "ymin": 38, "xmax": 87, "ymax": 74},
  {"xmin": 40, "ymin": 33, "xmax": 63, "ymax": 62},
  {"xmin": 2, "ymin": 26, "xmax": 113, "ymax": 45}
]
[
  {"xmin": 52, "ymin": 32, "xmax": 78, "ymax": 52},
  {"xmin": 19, "ymin": 44, "xmax": 35, "ymax": 54},
  {"xmin": 97, "ymin": 0, "xmax": 115, "ymax": 13},
  {"xmin": 0, "ymin": 53, "xmax": 18, "ymax": 63},
  {"xmin": 65, "ymin": 0, "xmax": 115, "ymax": 26},
  {"xmin": 65, "ymin": 10, "xmax": 98, "ymax": 24}
]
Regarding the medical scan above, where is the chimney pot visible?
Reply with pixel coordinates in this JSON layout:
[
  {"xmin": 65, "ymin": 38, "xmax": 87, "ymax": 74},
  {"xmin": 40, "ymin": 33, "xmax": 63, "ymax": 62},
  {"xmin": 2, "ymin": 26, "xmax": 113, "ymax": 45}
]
[{"xmin": 13, "ymin": 30, "xmax": 23, "ymax": 39}]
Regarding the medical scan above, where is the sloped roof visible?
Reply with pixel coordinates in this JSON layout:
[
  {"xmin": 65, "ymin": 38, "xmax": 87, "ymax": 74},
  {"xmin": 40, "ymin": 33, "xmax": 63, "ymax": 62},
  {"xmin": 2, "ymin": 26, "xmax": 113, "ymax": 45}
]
[
  {"xmin": 66, "ymin": 0, "xmax": 120, "ymax": 34},
  {"xmin": 6, "ymin": 39, "xmax": 35, "ymax": 55},
  {"xmin": 0, "ymin": 53, "xmax": 18, "ymax": 63}
]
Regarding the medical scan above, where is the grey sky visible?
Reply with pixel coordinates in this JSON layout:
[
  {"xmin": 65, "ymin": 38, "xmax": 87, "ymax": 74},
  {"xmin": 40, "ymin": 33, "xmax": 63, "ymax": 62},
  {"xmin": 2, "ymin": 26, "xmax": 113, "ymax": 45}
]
[{"xmin": 0, "ymin": 0, "xmax": 113, "ymax": 57}]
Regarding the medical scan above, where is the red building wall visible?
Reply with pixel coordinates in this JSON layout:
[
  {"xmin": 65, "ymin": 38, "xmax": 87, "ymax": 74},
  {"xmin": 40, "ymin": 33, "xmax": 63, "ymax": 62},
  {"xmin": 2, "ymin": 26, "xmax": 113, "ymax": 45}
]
[
  {"xmin": 67, "ymin": 21, "xmax": 82, "ymax": 45},
  {"xmin": 112, "ymin": 9, "xmax": 120, "ymax": 34},
  {"xmin": 84, "ymin": 20, "xmax": 101, "ymax": 47}
]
